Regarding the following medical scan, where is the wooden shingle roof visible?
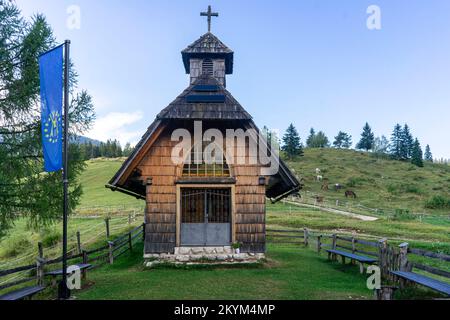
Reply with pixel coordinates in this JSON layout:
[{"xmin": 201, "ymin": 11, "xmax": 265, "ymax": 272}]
[
  {"xmin": 157, "ymin": 76, "xmax": 251, "ymax": 120},
  {"xmin": 182, "ymin": 32, "xmax": 234, "ymax": 74}
]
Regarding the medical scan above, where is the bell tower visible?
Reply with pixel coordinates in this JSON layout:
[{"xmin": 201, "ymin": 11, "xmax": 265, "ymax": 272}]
[{"xmin": 181, "ymin": 6, "xmax": 234, "ymax": 87}]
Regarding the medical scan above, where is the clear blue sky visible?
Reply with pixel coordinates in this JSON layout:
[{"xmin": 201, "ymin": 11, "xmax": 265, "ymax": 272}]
[{"xmin": 16, "ymin": 0, "xmax": 450, "ymax": 159}]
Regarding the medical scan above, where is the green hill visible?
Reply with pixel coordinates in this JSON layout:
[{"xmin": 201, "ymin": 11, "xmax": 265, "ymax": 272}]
[
  {"xmin": 78, "ymin": 150, "xmax": 449, "ymax": 217},
  {"xmin": 285, "ymin": 148, "xmax": 450, "ymax": 215},
  {"xmin": 77, "ymin": 158, "xmax": 144, "ymax": 213}
]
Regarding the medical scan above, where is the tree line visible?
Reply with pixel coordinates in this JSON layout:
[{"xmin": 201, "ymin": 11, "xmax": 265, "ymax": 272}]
[
  {"xmin": 279, "ymin": 122, "xmax": 434, "ymax": 168},
  {"xmin": 78, "ymin": 140, "xmax": 134, "ymax": 160}
]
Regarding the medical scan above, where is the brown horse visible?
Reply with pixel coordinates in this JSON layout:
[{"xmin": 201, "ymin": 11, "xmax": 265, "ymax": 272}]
[
  {"xmin": 345, "ymin": 190, "xmax": 357, "ymax": 199},
  {"xmin": 314, "ymin": 196, "xmax": 324, "ymax": 204}
]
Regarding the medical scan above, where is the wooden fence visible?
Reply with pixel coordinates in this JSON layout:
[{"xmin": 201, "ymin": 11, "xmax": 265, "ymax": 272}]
[
  {"xmin": 0, "ymin": 223, "xmax": 145, "ymax": 293},
  {"xmin": 267, "ymin": 228, "xmax": 449, "ymax": 282}
]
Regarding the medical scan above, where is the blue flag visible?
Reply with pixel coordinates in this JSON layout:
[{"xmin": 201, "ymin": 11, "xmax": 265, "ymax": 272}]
[{"xmin": 39, "ymin": 46, "xmax": 63, "ymax": 172}]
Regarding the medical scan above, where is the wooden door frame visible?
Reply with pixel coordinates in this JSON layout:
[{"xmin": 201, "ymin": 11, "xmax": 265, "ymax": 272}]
[{"xmin": 176, "ymin": 184, "xmax": 236, "ymax": 247}]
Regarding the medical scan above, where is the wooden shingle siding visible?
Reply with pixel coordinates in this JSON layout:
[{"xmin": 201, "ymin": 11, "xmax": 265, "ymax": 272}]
[
  {"xmin": 235, "ymin": 213, "xmax": 265, "ymax": 224},
  {"xmin": 139, "ymin": 133, "xmax": 178, "ymax": 253},
  {"xmin": 138, "ymin": 124, "xmax": 268, "ymax": 254}
]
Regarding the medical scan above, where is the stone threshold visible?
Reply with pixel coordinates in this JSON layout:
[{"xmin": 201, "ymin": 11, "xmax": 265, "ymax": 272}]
[{"xmin": 144, "ymin": 246, "xmax": 265, "ymax": 267}]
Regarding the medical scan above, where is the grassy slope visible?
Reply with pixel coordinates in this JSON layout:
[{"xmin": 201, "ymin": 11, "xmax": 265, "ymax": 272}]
[
  {"xmin": 287, "ymin": 148, "xmax": 450, "ymax": 215},
  {"xmin": 78, "ymin": 158, "xmax": 144, "ymax": 211}
]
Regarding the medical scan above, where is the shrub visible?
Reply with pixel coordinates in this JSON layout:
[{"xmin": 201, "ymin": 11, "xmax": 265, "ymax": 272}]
[
  {"xmin": 404, "ymin": 184, "xmax": 422, "ymax": 194},
  {"xmin": 392, "ymin": 209, "xmax": 416, "ymax": 221},
  {"xmin": 347, "ymin": 177, "xmax": 364, "ymax": 188},
  {"xmin": 0, "ymin": 237, "xmax": 32, "ymax": 258},
  {"xmin": 387, "ymin": 184, "xmax": 398, "ymax": 194},
  {"xmin": 40, "ymin": 228, "xmax": 62, "ymax": 247},
  {"xmin": 425, "ymin": 195, "xmax": 450, "ymax": 209},
  {"xmin": 387, "ymin": 183, "xmax": 422, "ymax": 195}
]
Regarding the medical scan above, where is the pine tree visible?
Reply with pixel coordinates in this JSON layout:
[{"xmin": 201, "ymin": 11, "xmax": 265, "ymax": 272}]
[
  {"xmin": 333, "ymin": 131, "xmax": 352, "ymax": 149},
  {"xmin": 400, "ymin": 124, "xmax": 414, "ymax": 160},
  {"xmin": 411, "ymin": 138, "xmax": 424, "ymax": 167},
  {"xmin": 123, "ymin": 143, "xmax": 134, "ymax": 157},
  {"xmin": 0, "ymin": 1, "xmax": 95, "ymax": 237},
  {"xmin": 282, "ymin": 124, "xmax": 304, "ymax": 159},
  {"xmin": 306, "ymin": 128, "xmax": 316, "ymax": 148},
  {"xmin": 424, "ymin": 145, "xmax": 433, "ymax": 162},
  {"xmin": 389, "ymin": 124, "xmax": 403, "ymax": 160},
  {"xmin": 356, "ymin": 122, "xmax": 375, "ymax": 151}
]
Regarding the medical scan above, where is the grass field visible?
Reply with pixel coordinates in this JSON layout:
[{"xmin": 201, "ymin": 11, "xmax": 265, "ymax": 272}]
[{"xmin": 70, "ymin": 243, "xmax": 375, "ymax": 300}]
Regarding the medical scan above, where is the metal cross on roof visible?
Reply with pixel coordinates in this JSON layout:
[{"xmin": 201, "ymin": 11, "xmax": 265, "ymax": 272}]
[{"xmin": 200, "ymin": 5, "xmax": 219, "ymax": 32}]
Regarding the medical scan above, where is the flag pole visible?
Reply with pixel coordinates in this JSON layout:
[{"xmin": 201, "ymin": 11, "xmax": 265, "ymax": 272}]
[{"xmin": 58, "ymin": 39, "xmax": 71, "ymax": 300}]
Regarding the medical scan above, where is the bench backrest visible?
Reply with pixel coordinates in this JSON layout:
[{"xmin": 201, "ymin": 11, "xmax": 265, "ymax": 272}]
[
  {"xmin": 332, "ymin": 235, "xmax": 379, "ymax": 258},
  {"xmin": 405, "ymin": 246, "xmax": 450, "ymax": 280}
]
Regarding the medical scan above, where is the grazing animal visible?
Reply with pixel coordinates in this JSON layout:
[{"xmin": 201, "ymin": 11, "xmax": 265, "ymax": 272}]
[
  {"xmin": 315, "ymin": 168, "xmax": 321, "ymax": 175},
  {"xmin": 316, "ymin": 175, "xmax": 323, "ymax": 182},
  {"xmin": 335, "ymin": 184, "xmax": 343, "ymax": 191},
  {"xmin": 321, "ymin": 183, "xmax": 329, "ymax": 191},
  {"xmin": 345, "ymin": 190, "xmax": 357, "ymax": 199},
  {"xmin": 314, "ymin": 196, "xmax": 324, "ymax": 204}
]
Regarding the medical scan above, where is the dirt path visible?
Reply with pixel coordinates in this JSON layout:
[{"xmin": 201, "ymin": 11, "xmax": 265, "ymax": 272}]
[{"xmin": 284, "ymin": 200, "xmax": 379, "ymax": 221}]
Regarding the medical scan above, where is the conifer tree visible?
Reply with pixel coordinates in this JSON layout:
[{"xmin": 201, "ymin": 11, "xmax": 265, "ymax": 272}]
[
  {"xmin": 282, "ymin": 124, "xmax": 304, "ymax": 159},
  {"xmin": 424, "ymin": 145, "xmax": 433, "ymax": 162},
  {"xmin": 389, "ymin": 124, "xmax": 403, "ymax": 160},
  {"xmin": 411, "ymin": 138, "xmax": 424, "ymax": 167},
  {"xmin": 400, "ymin": 124, "xmax": 414, "ymax": 160},
  {"xmin": 0, "ymin": 1, "xmax": 95, "ymax": 237},
  {"xmin": 333, "ymin": 131, "xmax": 352, "ymax": 149},
  {"xmin": 356, "ymin": 122, "xmax": 375, "ymax": 151},
  {"xmin": 306, "ymin": 128, "xmax": 316, "ymax": 148}
]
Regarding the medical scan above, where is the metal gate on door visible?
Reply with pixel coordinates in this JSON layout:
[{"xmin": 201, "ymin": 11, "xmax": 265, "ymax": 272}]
[{"xmin": 180, "ymin": 188, "xmax": 231, "ymax": 246}]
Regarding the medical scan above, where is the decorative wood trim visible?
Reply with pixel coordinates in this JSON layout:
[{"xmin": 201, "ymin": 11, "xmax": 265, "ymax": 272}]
[
  {"xmin": 176, "ymin": 185, "xmax": 181, "ymax": 247},
  {"xmin": 118, "ymin": 123, "xmax": 167, "ymax": 186}
]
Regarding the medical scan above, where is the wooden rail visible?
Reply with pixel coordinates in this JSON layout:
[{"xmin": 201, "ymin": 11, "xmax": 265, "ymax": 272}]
[{"xmin": 0, "ymin": 223, "xmax": 145, "ymax": 293}]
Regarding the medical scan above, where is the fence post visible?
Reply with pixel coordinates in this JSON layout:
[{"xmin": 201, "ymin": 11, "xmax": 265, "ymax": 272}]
[
  {"xmin": 128, "ymin": 213, "xmax": 132, "ymax": 225},
  {"xmin": 378, "ymin": 238, "xmax": 388, "ymax": 278},
  {"xmin": 317, "ymin": 235, "xmax": 322, "ymax": 254},
  {"xmin": 128, "ymin": 232, "xmax": 133, "ymax": 252},
  {"xmin": 303, "ymin": 228, "xmax": 309, "ymax": 247},
  {"xmin": 351, "ymin": 234, "xmax": 356, "ymax": 265},
  {"xmin": 76, "ymin": 231, "xmax": 82, "ymax": 254},
  {"xmin": 108, "ymin": 241, "xmax": 114, "ymax": 264},
  {"xmin": 82, "ymin": 250, "xmax": 88, "ymax": 280},
  {"xmin": 105, "ymin": 218, "xmax": 110, "ymax": 238},
  {"xmin": 82, "ymin": 249, "xmax": 88, "ymax": 264},
  {"xmin": 36, "ymin": 242, "xmax": 45, "ymax": 286},
  {"xmin": 399, "ymin": 243, "xmax": 409, "ymax": 272},
  {"xmin": 332, "ymin": 234, "xmax": 337, "ymax": 249},
  {"xmin": 331, "ymin": 234, "xmax": 337, "ymax": 261}
]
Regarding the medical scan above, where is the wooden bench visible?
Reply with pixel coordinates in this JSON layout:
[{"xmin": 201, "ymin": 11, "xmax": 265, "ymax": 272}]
[
  {"xmin": 46, "ymin": 263, "xmax": 92, "ymax": 286},
  {"xmin": 326, "ymin": 249, "xmax": 378, "ymax": 273},
  {"xmin": 390, "ymin": 271, "xmax": 450, "ymax": 297},
  {"xmin": 0, "ymin": 285, "xmax": 45, "ymax": 301},
  {"xmin": 389, "ymin": 243, "xmax": 450, "ymax": 297}
]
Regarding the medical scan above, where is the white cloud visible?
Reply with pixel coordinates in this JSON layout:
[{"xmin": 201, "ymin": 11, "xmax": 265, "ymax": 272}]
[{"xmin": 87, "ymin": 111, "xmax": 144, "ymax": 145}]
